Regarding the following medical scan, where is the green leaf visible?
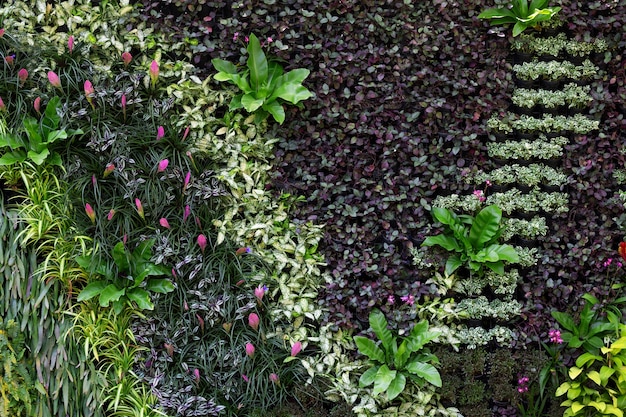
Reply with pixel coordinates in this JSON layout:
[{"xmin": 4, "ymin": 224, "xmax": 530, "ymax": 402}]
[
  {"xmin": 229, "ymin": 94, "xmax": 244, "ymax": 111},
  {"xmin": 211, "ymin": 58, "xmax": 238, "ymax": 75},
  {"xmin": 266, "ymin": 61, "xmax": 284, "ymax": 90},
  {"xmin": 45, "ymin": 129, "xmax": 68, "ymax": 144},
  {"xmin": 575, "ymin": 353, "xmax": 601, "ymax": 368},
  {"xmin": 127, "ymin": 288, "xmax": 153, "ymax": 310},
  {"xmin": 406, "ymin": 320, "xmax": 438, "ymax": 352},
  {"xmin": 23, "ymin": 117, "xmax": 42, "ymax": 147},
  {"xmin": 599, "ymin": 366, "xmax": 615, "ymax": 385},
  {"xmin": 422, "ymin": 235, "xmax": 462, "ymax": 252},
  {"xmin": 444, "ymin": 255, "xmax": 464, "ymax": 276},
  {"xmin": 0, "ymin": 150, "xmax": 26, "ymax": 165},
  {"xmin": 75, "ymin": 255, "xmax": 92, "ymax": 270},
  {"xmin": 405, "ymin": 361, "xmax": 442, "ymax": 387},
  {"xmin": 99, "ymin": 284, "xmax": 125, "ymax": 307},
  {"xmin": 386, "ymin": 373, "xmax": 406, "ymax": 401},
  {"xmin": 246, "ymin": 33, "xmax": 268, "ymax": 92},
  {"xmin": 477, "ymin": 8, "xmax": 518, "ymax": 20},
  {"xmin": 145, "ymin": 279, "xmax": 175, "ymax": 294},
  {"xmin": 0, "ymin": 132, "xmax": 24, "ymax": 149},
  {"xmin": 512, "ymin": 21, "xmax": 528, "ymax": 37},
  {"xmin": 27, "ymin": 148, "xmax": 49, "ymax": 165},
  {"xmin": 555, "ymin": 382, "xmax": 570, "ymax": 397},
  {"xmin": 358, "ymin": 366, "xmax": 380, "ymax": 388},
  {"xmin": 76, "ymin": 281, "xmax": 107, "ymax": 302},
  {"xmin": 530, "ymin": 0, "xmax": 549, "ymax": 11},
  {"xmin": 272, "ymin": 83, "xmax": 313, "ymax": 105},
  {"xmin": 279, "ymin": 68, "xmax": 311, "ymax": 85},
  {"xmin": 468, "ymin": 205, "xmax": 501, "ymax": 249},
  {"xmin": 484, "ymin": 260, "xmax": 505, "ymax": 275},
  {"xmin": 263, "ymin": 100, "xmax": 285, "ymax": 124},
  {"xmin": 112, "ymin": 242, "xmax": 130, "ymax": 272},
  {"xmin": 132, "ymin": 239, "xmax": 155, "ymax": 261},
  {"xmin": 369, "ymin": 309, "xmax": 394, "ymax": 355},
  {"xmin": 354, "ymin": 336, "xmax": 385, "ymax": 363},
  {"xmin": 551, "ymin": 311, "xmax": 576, "ymax": 333},
  {"xmin": 395, "ymin": 340, "xmax": 410, "ymax": 370},
  {"xmin": 241, "ymin": 93, "xmax": 265, "ymax": 112},
  {"xmin": 568, "ymin": 366, "xmax": 583, "ymax": 380},
  {"xmin": 372, "ymin": 365, "xmax": 396, "ymax": 396}
]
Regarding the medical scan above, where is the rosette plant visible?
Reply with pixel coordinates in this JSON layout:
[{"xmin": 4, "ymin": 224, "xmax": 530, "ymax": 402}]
[
  {"xmin": 478, "ymin": 0, "xmax": 562, "ymax": 37},
  {"xmin": 211, "ymin": 33, "xmax": 313, "ymax": 124},
  {"xmin": 422, "ymin": 205, "xmax": 520, "ymax": 276}
]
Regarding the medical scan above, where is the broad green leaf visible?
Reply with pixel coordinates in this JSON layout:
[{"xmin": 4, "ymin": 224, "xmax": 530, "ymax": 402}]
[
  {"xmin": 229, "ymin": 94, "xmax": 244, "ymax": 111},
  {"xmin": 127, "ymin": 288, "xmax": 153, "ymax": 310},
  {"xmin": 279, "ymin": 68, "xmax": 311, "ymax": 85},
  {"xmin": 587, "ymin": 370, "xmax": 601, "ymax": 386},
  {"xmin": 407, "ymin": 320, "xmax": 438, "ymax": 352},
  {"xmin": 145, "ymin": 279, "xmax": 175, "ymax": 294},
  {"xmin": 354, "ymin": 336, "xmax": 385, "ymax": 363},
  {"xmin": 266, "ymin": 61, "xmax": 284, "ymax": 90},
  {"xmin": 0, "ymin": 132, "xmax": 23, "ymax": 149},
  {"xmin": 241, "ymin": 93, "xmax": 265, "ymax": 112},
  {"xmin": 230, "ymin": 73, "xmax": 251, "ymax": 92},
  {"xmin": 431, "ymin": 207, "xmax": 456, "ymax": 225},
  {"xmin": 0, "ymin": 150, "xmax": 26, "ymax": 165},
  {"xmin": 386, "ymin": 373, "xmax": 406, "ymax": 401},
  {"xmin": 395, "ymin": 340, "xmax": 410, "ymax": 370},
  {"xmin": 273, "ymin": 83, "xmax": 313, "ymax": 104},
  {"xmin": 112, "ymin": 299, "xmax": 125, "ymax": 315},
  {"xmin": 214, "ymin": 72, "xmax": 235, "ymax": 82},
  {"xmin": 23, "ymin": 117, "xmax": 42, "ymax": 146},
  {"xmin": 47, "ymin": 152, "xmax": 62, "ymax": 166},
  {"xmin": 45, "ymin": 129, "xmax": 68, "ymax": 143},
  {"xmin": 372, "ymin": 365, "xmax": 396, "ymax": 396},
  {"xmin": 76, "ymin": 281, "xmax": 107, "ymax": 302},
  {"xmin": 569, "ymin": 366, "xmax": 584, "ymax": 379},
  {"xmin": 369, "ymin": 310, "xmax": 394, "ymax": 356},
  {"xmin": 99, "ymin": 284, "xmax": 125, "ymax": 307},
  {"xmin": 422, "ymin": 235, "xmax": 462, "ymax": 252},
  {"xmin": 444, "ymin": 255, "xmax": 464, "ymax": 276},
  {"xmin": 484, "ymin": 260, "xmax": 505, "ymax": 275},
  {"xmin": 512, "ymin": 21, "xmax": 528, "ymax": 37},
  {"xmin": 211, "ymin": 58, "xmax": 238, "ymax": 75},
  {"xmin": 468, "ymin": 205, "xmax": 501, "ymax": 249},
  {"xmin": 539, "ymin": 364, "xmax": 551, "ymax": 396},
  {"xmin": 477, "ymin": 8, "xmax": 517, "ymax": 19},
  {"xmin": 600, "ymin": 366, "xmax": 615, "ymax": 385},
  {"xmin": 247, "ymin": 33, "xmax": 268, "ymax": 91},
  {"xmin": 112, "ymin": 242, "xmax": 130, "ymax": 272},
  {"xmin": 570, "ymin": 402, "xmax": 585, "ymax": 414},
  {"xmin": 405, "ymin": 361, "xmax": 442, "ymax": 387},
  {"xmin": 132, "ymin": 239, "xmax": 155, "ymax": 261},
  {"xmin": 552, "ymin": 311, "xmax": 576, "ymax": 333},
  {"xmin": 530, "ymin": 0, "xmax": 550, "ymax": 11},
  {"xmin": 611, "ymin": 337, "xmax": 626, "ymax": 350},
  {"xmin": 263, "ymin": 100, "xmax": 285, "ymax": 124},
  {"xmin": 555, "ymin": 382, "xmax": 570, "ymax": 397},
  {"xmin": 359, "ymin": 366, "xmax": 379, "ymax": 387},
  {"xmin": 75, "ymin": 255, "xmax": 92, "ymax": 270},
  {"xmin": 27, "ymin": 148, "xmax": 49, "ymax": 165},
  {"xmin": 604, "ymin": 405, "xmax": 623, "ymax": 417}
]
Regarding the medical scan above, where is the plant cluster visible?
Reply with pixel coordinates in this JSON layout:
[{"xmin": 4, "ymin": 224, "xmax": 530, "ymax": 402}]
[{"xmin": 513, "ymin": 60, "xmax": 599, "ymax": 82}]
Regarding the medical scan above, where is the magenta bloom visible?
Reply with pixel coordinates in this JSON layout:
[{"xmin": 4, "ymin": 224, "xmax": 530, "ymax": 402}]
[
  {"xmin": 291, "ymin": 341, "xmax": 302, "ymax": 357},
  {"xmin": 156, "ymin": 125, "xmax": 165, "ymax": 141},
  {"xmin": 33, "ymin": 97, "xmax": 41, "ymax": 113},
  {"xmin": 269, "ymin": 373, "xmax": 279, "ymax": 384},
  {"xmin": 17, "ymin": 68, "xmax": 28, "ymax": 85},
  {"xmin": 245, "ymin": 342, "xmax": 255, "ymax": 358},
  {"xmin": 183, "ymin": 205, "xmax": 191, "ymax": 222},
  {"xmin": 254, "ymin": 285, "xmax": 267, "ymax": 304},
  {"xmin": 85, "ymin": 203, "xmax": 96, "ymax": 224},
  {"xmin": 193, "ymin": 368, "xmax": 200, "ymax": 383},
  {"xmin": 103, "ymin": 163, "xmax": 115, "ymax": 178},
  {"xmin": 84, "ymin": 80, "xmax": 95, "ymax": 107},
  {"xmin": 121, "ymin": 51, "xmax": 132, "ymax": 67},
  {"xmin": 0, "ymin": 29, "xmax": 4, "ymax": 37},
  {"xmin": 0, "ymin": 97, "xmax": 5, "ymax": 112},
  {"xmin": 159, "ymin": 218, "xmax": 170, "ymax": 229},
  {"xmin": 107, "ymin": 209, "xmax": 115, "ymax": 221},
  {"xmin": 157, "ymin": 159, "xmax": 169, "ymax": 173},
  {"xmin": 197, "ymin": 234, "xmax": 207, "ymax": 253},
  {"xmin": 241, "ymin": 374, "xmax": 249, "ymax": 383},
  {"xmin": 67, "ymin": 35, "xmax": 74, "ymax": 53},
  {"xmin": 183, "ymin": 171, "xmax": 191, "ymax": 191},
  {"xmin": 135, "ymin": 198, "xmax": 144, "ymax": 219},
  {"xmin": 149, "ymin": 60, "xmax": 159, "ymax": 87},
  {"xmin": 401, "ymin": 294, "xmax": 415, "ymax": 306},
  {"xmin": 47, "ymin": 71, "xmax": 61, "ymax": 88},
  {"xmin": 549, "ymin": 329, "xmax": 563, "ymax": 344},
  {"xmin": 248, "ymin": 313, "xmax": 260, "ymax": 331}
]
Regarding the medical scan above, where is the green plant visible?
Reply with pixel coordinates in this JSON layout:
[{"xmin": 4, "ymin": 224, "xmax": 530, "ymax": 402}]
[
  {"xmin": 76, "ymin": 239, "xmax": 174, "ymax": 314},
  {"xmin": 353, "ymin": 309, "xmax": 442, "ymax": 401},
  {"xmin": 478, "ymin": 0, "xmax": 562, "ymax": 37},
  {"xmin": 556, "ymin": 323, "xmax": 626, "ymax": 416},
  {"xmin": 211, "ymin": 33, "xmax": 313, "ymax": 124},
  {"xmin": 422, "ymin": 205, "xmax": 520, "ymax": 276},
  {"xmin": 0, "ymin": 97, "xmax": 82, "ymax": 167}
]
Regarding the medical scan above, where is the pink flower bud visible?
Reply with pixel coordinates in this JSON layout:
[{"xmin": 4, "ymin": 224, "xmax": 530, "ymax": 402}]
[
  {"xmin": 47, "ymin": 71, "xmax": 61, "ymax": 88},
  {"xmin": 183, "ymin": 205, "xmax": 191, "ymax": 222},
  {"xmin": 67, "ymin": 35, "xmax": 74, "ymax": 53},
  {"xmin": 197, "ymin": 234, "xmax": 207, "ymax": 253},
  {"xmin": 157, "ymin": 159, "xmax": 168, "ymax": 173},
  {"xmin": 182, "ymin": 126, "xmax": 190, "ymax": 141},
  {"xmin": 33, "ymin": 97, "xmax": 41, "ymax": 114},
  {"xmin": 245, "ymin": 342, "xmax": 255, "ymax": 358},
  {"xmin": 291, "ymin": 341, "xmax": 302, "ymax": 357},
  {"xmin": 84, "ymin": 80, "xmax": 95, "ymax": 107},
  {"xmin": 103, "ymin": 163, "xmax": 115, "ymax": 178},
  {"xmin": 241, "ymin": 374, "xmax": 249, "ymax": 382},
  {"xmin": 0, "ymin": 29, "xmax": 5, "ymax": 37},
  {"xmin": 159, "ymin": 218, "xmax": 170, "ymax": 229},
  {"xmin": 0, "ymin": 97, "xmax": 5, "ymax": 112},
  {"xmin": 193, "ymin": 368, "xmax": 200, "ymax": 384},
  {"xmin": 92, "ymin": 175, "xmax": 97, "ymax": 188},
  {"xmin": 121, "ymin": 51, "xmax": 132, "ymax": 67},
  {"xmin": 4, "ymin": 55, "xmax": 13, "ymax": 65},
  {"xmin": 254, "ymin": 285, "xmax": 266, "ymax": 304},
  {"xmin": 17, "ymin": 68, "xmax": 28, "ymax": 85},
  {"xmin": 85, "ymin": 203, "xmax": 96, "ymax": 223},
  {"xmin": 248, "ymin": 313, "xmax": 260, "ymax": 331},
  {"xmin": 269, "ymin": 373, "xmax": 279, "ymax": 384},
  {"xmin": 196, "ymin": 314, "xmax": 204, "ymax": 332},
  {"xmin": 236, "ymin": 247, "xmax": 252, "ymax": 255},
  {"xmin": 183, "ymin": 171, "xmax": 191, "ymax": 191},
  {"xmin": 135, "ymin": 198, "xmax": 144, "ymax": 219},
  {"xmin": 107, "ymin": 209, "xmax": 115, "ymax": 221},
  {"xmin": 156, "ymin": 125, "xmax": 164, "ymax": 141},
  {"xmin": 149, "ymin": 60, "xmax": 159, "ymax": 87}
]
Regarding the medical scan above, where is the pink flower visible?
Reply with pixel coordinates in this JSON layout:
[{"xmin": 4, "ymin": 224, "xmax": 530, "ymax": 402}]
[
  {"xmin": 267, "ymin": 37, "xmax": 273, "ymax": 43},
  {"xmin": 4, "ymin": 55, "xmax": 13, "ymax": 65},
  {"xmin": 33, "ymin": 97, "xmax": 41, "ymax": 114},
  {"xmin": 67, "ymin": 35, "xmax": 74, "ymax": 53},
  {"xmin": 84, "ymin": 80, "xmax": 95, "ymax": 108},
  {"xmin": 159, "ymin": 218, "xmax": 170, "ymax": 229},
  {"xmin": 269, "ymin": 373, "xmax": 279, "ymax": 384},
  {"xmin": 47, "ymin": 71, "xmax": 61, "ymax": 88},
  {"xmin": 254, "ymin": 285, "xmax": 267, "ymax": 304},
  {"xmin": 517, "ymin": 376, "xmax": 529, "ymax": 393},
  {"xmin": 182, "ymin": 126, "xmax": 190, "ymax": 141},
  {"xmin": 0, "ymin": 29, "xmax": 4, "ymax": 37},
  {"xmin": 183, "ymin": 205, "xmax": 191, "ymax": 222},
  {"xmin": 197, "ymin": 234, "xmax": 207, "ymax": 253},
  {"xmin": 135, "ymin": 198, "xmax": 144, "ymax": 219},
  {"xmin": 245, "ymin": 342, "xmax": 255, "ymax": 358},
  {"xmin": 121, "ymin": 94, "xmax": 127, "ymax": 120},
  {"xmin": 103, "ymin": 163, "xmax": 115, "ymax": 178},
  {"xmin": 196, "ymin": 314, "xmax": 204, "ymax": 332},
  {"xmin": 241, "ymin": 374, "xmax": 249, "ymax": 383},
  {"xmin": 157, "ymin": 159, "xmax": 169, "ymax": 173},
  {"xmin": 85, "ymin": 203, "xmax": 96, "ymax": 224},
  {"xmin": 233, "ymin": 32, "xmax": 239, "ymax": 41},
  {"xmin": 156, "ymin": 125, "xmax": 165, "ymax": 141},
  {"xmin": 248, "ymin": 313, "xmax": 260, "ymax": 331},
  {"xmin": 0, "ymin": 97, "xmax": 5, "ymax": 112},
  {"xmin": 107, "ymin": 209, "xmax": 115, "ymax": 221},
  {"xmin": 121, "ymin": 51, "xmax": 132, "ymax": 67},
  {"xmin": 291, "ymin": 341, "xmax": 302, "ymax": 357},
  {"xmin": 92, "ymin": 175, "xmax": 97, "ymax": 188},
  {"xmin": 17, "ymin": 68, "xmax": 28, "ymax": 85},
  {"xmin": 549, "ymin": 329, "xmax": 563, "ymax": 344},
  {"xmin": 473, "ymin": 189, "xmax": 486, "ymax": 203},
  {"xmin": 149, "ymin": 60, "xmax": 159, "ymax": 87},
  {"xmin": 401, "ymin": 294, "xmax": 415, "ymax": 306},
  {"xmin": 387, "ymin": 295, "xmax": 395, "ymax": 304},
  {"xmin": 193, "ymin": 368, "xmax": 200, "ymax": 384},
  {"xmin": 183, "ymin": 171, "xmax": 191, "ymax": 191}
]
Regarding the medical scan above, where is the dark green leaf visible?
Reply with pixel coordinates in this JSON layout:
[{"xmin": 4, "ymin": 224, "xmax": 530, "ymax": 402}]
[
  {"xmin": 372, "ymin": 365, "xmax": 396, "ymax": 396},
  {"xmin": 386, "ymin": 373, "xmax": 406, "ymax": 401},
  {"xmin": 211, "ymin": 58, "xmax": 238, "ymax": 75},
  {"xmin": 405, "ymin": 361, "xmax": 442, "ymax": 387},
  {"xmin": 112, "ymin": 242, "xmax": 130, "ymax": 272},
  {"xmin": 127, "ymin": 288, "xmax": 153, "ymax": 310},
  {"xmin": 247, "ymin": 33, "xmax": 268, "ymax": 91},
  {"xmin": 354, "ymin": 336, "xmax": 385, "ymax": 363},
  {"xmin": 145, "ymin": 279, "xmax": 175, "ymax": 294},
  {"xmin": 76, "ymin": 281, "xmax": 107, "ymax": 302},
  {"xmin": 99, "ymin": 284, "xmax": 125, "ymax": 307},
  {"xmin": 0, "ymin": 150, "xmax": 26, "ymax": 165},
  {"xmin": 370, "ymin": 310, "xmax": 394, "ymax": 355},
  {"xmin": 359, "ymin": 366, "xmax": 380, "ymax": 388},
  {"xmin": 263, "ymin": 100, "xmax": 285, "ymax": 124},
  {"xmin": 468, "ymin": 205, "xmax": 501, "ymax": 249}
]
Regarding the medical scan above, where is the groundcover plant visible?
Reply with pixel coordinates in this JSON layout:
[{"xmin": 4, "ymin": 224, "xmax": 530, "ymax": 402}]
[{"xmin": 1, "ymin": 0, "xmax": 626, "ymax": 417}]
